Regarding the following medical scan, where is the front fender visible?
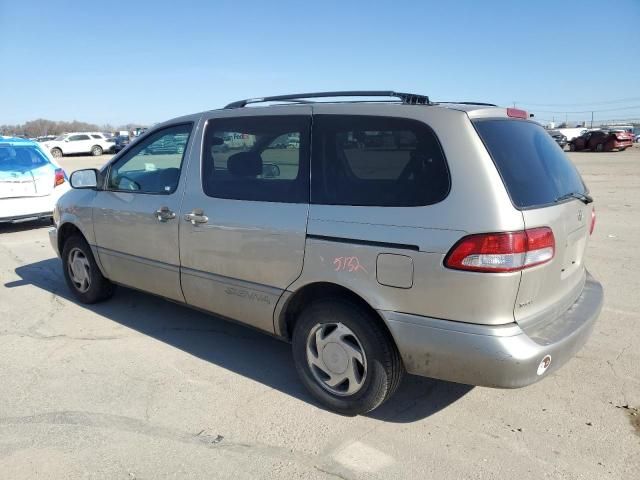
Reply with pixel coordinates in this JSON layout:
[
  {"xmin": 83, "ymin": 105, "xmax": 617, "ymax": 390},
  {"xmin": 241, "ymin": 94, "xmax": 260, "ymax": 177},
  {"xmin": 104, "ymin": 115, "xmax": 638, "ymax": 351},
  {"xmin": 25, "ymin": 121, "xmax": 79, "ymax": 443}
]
[{"xmin": 54, "ymin": 189, "xmax": 106, "ymax": 275}]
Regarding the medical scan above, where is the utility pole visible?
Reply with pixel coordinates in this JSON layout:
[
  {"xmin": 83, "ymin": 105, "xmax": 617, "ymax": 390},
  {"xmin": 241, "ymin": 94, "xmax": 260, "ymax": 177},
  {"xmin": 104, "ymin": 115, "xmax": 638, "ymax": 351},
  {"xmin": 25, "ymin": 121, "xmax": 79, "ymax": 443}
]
[{"xmin": 590, "ymin": 111, "xmax": 594, "ymax": 128}]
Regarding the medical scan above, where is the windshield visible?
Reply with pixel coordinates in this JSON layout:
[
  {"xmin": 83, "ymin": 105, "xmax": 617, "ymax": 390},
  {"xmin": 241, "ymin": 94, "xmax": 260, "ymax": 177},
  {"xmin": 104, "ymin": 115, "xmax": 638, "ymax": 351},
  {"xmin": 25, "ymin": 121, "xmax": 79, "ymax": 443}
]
[{"xmin": 474, "ymin": 119, "xmax": 586, "ymax": 209}]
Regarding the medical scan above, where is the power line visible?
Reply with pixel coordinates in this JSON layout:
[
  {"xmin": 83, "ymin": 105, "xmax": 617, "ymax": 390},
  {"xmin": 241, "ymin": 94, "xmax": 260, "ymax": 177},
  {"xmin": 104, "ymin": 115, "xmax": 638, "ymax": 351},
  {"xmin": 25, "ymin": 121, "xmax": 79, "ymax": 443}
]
[
  {"xmin": 531, "ymin": 105, "xmax": 640, "ymax": 114},
  {"xmin": 515, "ymin": 96, "xmax": 640, "ymax": 107}
]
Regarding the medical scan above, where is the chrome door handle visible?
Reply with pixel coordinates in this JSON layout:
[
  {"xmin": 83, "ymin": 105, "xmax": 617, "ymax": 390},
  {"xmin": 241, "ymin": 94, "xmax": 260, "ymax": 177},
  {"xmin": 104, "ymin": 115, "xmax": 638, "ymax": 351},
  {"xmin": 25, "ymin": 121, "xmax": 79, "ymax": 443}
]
[
  {"xmin": 184, "ymin": 209, "xmax": 209, "ymax": 225},
  {"xmin": 155, "ymin": 206, "xmax": 176, "ymax": 222}
]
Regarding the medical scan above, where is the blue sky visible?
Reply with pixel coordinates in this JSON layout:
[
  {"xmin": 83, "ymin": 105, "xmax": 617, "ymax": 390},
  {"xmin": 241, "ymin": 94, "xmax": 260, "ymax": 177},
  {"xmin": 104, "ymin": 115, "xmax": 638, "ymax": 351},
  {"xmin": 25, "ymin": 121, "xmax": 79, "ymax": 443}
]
[{"xmin": 2, "ymin": 0, "xmax": 639, "ymax": 126}]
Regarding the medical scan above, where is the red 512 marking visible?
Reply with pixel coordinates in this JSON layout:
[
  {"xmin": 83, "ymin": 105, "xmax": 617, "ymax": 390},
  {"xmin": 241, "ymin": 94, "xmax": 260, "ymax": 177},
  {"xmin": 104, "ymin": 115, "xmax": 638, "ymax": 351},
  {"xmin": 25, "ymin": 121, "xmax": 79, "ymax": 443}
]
[{"xmin": 333, "ymin": 256, "xmax": 368, "ymax": 274}]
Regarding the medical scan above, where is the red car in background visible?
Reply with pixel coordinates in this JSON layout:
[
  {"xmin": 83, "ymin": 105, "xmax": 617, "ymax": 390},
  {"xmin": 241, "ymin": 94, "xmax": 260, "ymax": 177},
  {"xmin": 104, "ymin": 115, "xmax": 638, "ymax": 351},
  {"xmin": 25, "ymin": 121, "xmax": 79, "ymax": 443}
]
[{"xmin": 569, "ymin": 129, "xmax": 634, "ymax": 152}]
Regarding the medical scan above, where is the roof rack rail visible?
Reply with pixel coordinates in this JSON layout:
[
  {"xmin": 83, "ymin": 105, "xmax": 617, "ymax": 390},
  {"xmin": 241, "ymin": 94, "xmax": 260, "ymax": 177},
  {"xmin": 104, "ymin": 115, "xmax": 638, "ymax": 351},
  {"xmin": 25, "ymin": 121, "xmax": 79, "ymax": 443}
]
[
  {"xmin": 224, "ymin": 91, "xmax": 430, "ymax": 109},
  {"xmin": 437, "ymin": 101, "xmax": 498, "ymax": 107}
]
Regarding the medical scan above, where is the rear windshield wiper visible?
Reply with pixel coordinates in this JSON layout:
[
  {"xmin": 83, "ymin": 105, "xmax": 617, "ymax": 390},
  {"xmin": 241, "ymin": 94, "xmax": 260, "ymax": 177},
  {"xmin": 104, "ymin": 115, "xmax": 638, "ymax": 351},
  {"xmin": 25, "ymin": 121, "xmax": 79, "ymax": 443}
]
[{"xmin": 555, "ymin": 191, "xmax": 593, "ymax": 204}]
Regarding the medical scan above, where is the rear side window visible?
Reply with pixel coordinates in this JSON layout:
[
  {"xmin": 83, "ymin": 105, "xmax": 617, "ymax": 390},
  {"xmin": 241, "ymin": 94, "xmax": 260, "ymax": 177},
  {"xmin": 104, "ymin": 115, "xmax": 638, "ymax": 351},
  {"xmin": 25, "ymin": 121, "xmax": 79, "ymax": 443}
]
[
  {"xmin": 311, "ymin": 115, "xmax": 449, "ymax": 207},
  {"xmin": 474, "ymin": 119, "xmax": 586, "ymax": 209},
  {"xmin": 202, "ymin": 115, "xmax": 310, "ymax": 203}
]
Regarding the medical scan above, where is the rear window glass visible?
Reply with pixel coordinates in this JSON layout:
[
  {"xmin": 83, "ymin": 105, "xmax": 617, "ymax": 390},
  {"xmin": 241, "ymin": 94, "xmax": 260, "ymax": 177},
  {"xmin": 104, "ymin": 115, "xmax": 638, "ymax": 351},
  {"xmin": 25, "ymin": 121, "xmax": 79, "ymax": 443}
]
[
  {"xmin": 311, "ymin": 115, "xmax": 449, "ymax": 207},
  {"xmin": 0, "ymin": 145, "xmax": 50, "ymax": 171},
  {"xmin": 474, "ymin": 119, "xmax": 586, "ymax": 209}
]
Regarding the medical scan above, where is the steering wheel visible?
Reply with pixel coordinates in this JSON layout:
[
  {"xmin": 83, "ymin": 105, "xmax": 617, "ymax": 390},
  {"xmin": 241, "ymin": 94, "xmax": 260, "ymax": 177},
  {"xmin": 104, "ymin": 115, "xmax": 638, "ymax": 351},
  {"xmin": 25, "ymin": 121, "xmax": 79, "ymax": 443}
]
[{"xmin": 117, "ymin": 175, "xmax": 141, "ymax": 191}]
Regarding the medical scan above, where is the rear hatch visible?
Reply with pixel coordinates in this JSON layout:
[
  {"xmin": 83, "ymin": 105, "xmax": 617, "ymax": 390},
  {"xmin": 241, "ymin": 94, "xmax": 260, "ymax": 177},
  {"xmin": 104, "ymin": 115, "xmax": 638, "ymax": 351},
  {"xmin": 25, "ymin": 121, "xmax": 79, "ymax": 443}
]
[
  {"xmin": 0, "ymin": 169, "xmax": 38, "ymax": 198},
  {"xmin": 474, "ymin": 118, "xmax": 593, "ymax": 329},
  {"xmin": 614, "ymin": 131, "xmax": 633, "ymax": 144}
]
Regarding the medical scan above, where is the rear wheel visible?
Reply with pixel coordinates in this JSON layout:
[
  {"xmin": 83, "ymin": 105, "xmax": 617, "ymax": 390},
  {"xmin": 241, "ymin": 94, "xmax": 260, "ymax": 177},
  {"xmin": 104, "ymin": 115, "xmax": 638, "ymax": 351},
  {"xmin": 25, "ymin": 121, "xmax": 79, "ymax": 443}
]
[
  {"xmin": 569, "ymin": 143, "xmax": 575, "ymax": 152},
  {"xmin": 62, "ymin": 235, "xmax": 114, "ymax": 303},
  {"xmin": 51, "ymin": 148, "xmax": 62, "ymax": 158},
  {"xmin": 91, "ymin": 145, "xmax": 103, "ymax": 156},
  {"xmin": 292, "ymin": 298, "xmax": 404, "ymax": 415},
  {"xmin": 595, "ymin": 143, "xmax": 604, "ymax": 152}
]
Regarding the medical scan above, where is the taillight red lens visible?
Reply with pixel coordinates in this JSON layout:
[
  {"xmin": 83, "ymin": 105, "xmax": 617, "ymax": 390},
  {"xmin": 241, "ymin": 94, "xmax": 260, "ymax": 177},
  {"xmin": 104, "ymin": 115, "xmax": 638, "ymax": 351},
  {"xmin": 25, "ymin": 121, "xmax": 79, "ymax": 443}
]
[
  {"xmin": 590, "ymin": 208, "xmax": 596, "ymax": 235},
  {"xmin": 54, "ymin": 168, "xmax": 66, "ymax": 187},
  {"xmin": 507, "ymin": 108, "xmax": 528, "ymax": 119},
  {"xmin": 445, "ymin": 227, "xmax": 555, "ymax": 273}
]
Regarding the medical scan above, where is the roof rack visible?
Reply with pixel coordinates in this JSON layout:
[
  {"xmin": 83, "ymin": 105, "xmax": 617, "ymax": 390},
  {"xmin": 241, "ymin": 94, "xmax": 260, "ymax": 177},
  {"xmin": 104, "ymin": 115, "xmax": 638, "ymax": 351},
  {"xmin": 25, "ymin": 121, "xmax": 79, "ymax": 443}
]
[
  {"xmin": 437, "ymin": 101, "xmax": 497, "ymax": 107},
  {"xmin": 224, "ymin": 91, "xmax": 430, "ymax": 109}
]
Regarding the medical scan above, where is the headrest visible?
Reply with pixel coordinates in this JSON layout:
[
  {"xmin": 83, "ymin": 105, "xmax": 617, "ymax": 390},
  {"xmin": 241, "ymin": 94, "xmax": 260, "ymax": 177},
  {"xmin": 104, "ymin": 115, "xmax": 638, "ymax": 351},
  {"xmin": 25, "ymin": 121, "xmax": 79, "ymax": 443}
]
[{"xmin": 228, "ymin": 151, "xmax": 262, "ymax": 177}]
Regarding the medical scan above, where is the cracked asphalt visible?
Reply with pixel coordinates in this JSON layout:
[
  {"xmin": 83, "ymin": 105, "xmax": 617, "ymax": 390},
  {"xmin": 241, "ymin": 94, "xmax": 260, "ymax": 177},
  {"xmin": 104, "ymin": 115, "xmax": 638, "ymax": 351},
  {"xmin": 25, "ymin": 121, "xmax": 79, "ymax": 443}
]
[{"xmin": 1, "ymin": 150, "xmax": 639, "ymax": 479}]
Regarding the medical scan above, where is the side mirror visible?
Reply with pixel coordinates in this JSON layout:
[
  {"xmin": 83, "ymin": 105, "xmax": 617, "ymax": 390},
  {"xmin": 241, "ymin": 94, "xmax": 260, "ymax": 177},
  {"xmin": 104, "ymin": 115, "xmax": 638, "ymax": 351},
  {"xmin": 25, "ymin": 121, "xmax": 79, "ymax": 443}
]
[
  {"xmin": 262, "ymin": 163, "xmax": 281, "ymax": 178},
  {"xmin": 70, "ymin": 169, "xmax": 98, "ymax": 189}
]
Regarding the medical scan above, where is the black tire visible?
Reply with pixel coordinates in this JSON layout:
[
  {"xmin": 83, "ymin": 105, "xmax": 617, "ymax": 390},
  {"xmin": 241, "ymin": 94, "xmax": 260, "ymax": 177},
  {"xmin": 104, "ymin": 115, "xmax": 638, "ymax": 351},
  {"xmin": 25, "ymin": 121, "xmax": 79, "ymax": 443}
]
[
  {"xmin": 91, "ymin": 145, "xmax": 103, "ymax": 156},
  {"xmin": 61, "ymin": 235, "xmax": 114, "ymax": 304},
  {"xmin": 51, "ymin": 148, "xmax": 63, "ymax": 158},
  {"xmin": 292, "ymin": 298, "xmax": 404, "ymax": 415},
  {"xmin": 595, "ymin": 143, "xmax": 604, "ymax": 152},
  {"xmin": 569, "ymin": 143, "xmax": 575, "ymax": 152}
]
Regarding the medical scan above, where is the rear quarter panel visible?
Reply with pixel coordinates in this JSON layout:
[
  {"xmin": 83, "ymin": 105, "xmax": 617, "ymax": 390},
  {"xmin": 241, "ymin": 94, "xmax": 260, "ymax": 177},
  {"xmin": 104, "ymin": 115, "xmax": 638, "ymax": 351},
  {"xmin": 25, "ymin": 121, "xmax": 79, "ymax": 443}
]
[{"xmin": 287, "ymin": 104, "xmax": 525, "ymax": 326}]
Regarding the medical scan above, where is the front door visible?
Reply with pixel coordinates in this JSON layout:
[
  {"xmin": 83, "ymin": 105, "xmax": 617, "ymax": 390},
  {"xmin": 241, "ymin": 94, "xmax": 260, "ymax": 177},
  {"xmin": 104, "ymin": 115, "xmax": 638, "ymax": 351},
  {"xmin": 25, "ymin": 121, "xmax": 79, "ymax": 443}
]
[
  {"xmin": 92, "ymin": 122, "xmax": 197, "ymax": 302},
  {"xmin": 66, "ymin": 134, "xmax": 92, "ymax": 154},
  {"xmin": 179, "ymin": 109, "xmax": 311, "ymax": 333}
]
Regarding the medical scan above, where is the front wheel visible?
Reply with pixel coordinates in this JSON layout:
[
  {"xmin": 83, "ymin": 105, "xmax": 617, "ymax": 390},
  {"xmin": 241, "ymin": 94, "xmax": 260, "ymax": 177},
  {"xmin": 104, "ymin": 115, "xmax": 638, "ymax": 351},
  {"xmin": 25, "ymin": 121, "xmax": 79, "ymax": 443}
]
[
  {"xmin": 62, "ymin": 235, "xmax": 114, "ymax": 303},
  {"xmin": 51, "ymin": 148, "xmax": 63, "ymax": 158},
  {"xmin": 569, "ymin": 143, "xmax": 576, "ymax": 152},
  {"xmin": 91, "ymin": 145, "xmax": 103, "ymax": 156},
  {"xmin": 595, "ymin": 143, "xmax": 604, "ymax": 152},
  {"xmin": 292, "ymin": 298, "xmax": 404, "ymax": 415}
]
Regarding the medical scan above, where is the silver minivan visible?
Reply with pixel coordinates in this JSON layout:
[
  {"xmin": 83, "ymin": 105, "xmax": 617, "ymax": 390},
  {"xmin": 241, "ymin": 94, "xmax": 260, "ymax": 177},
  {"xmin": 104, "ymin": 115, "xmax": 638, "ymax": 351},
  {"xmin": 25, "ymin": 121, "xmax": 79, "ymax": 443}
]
[{"xmin": 50, "ymin": 91, "xmax": 603, "ymax": 415}]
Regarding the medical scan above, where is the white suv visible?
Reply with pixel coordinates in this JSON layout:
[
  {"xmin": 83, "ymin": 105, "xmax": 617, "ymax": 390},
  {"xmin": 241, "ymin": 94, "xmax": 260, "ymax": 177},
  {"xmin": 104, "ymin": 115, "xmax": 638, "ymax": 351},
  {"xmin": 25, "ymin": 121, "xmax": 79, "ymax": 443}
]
[{"xmin": 44, "ymin": 132, "xmax": 112, "ymax": 158}]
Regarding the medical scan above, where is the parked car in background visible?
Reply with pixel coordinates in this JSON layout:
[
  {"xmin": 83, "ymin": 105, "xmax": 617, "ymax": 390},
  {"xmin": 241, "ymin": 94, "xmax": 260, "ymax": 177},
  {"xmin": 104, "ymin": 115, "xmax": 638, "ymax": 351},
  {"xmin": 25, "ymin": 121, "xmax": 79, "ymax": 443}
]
[
  {"xmin": 1, "ymin": 137, "xmax": 70, "ymax": 223},
  {"xmin": 635, "ymin": 134, "xmax": 640, "ymax": 143},
  {"xmin": 36, "ymin": 135, "xmax": 57, "ymax": 143},
  {"xmin": 113, "ymin": 135, "xmax": 131, "ymax": 153},
  {"xmin": 145, "ymin": 133, "xmax": 187, "ymax": 155},
  {"xmin": 569, "ymin": 129, "xmax": 633, "ymax": 152},
  {"xmin": 50, "ymin": 91, "xmax": 603, "ymax": 415},
  {"xmin": 557, "ymin": 127, "xmax": 587, "ymax": 142},
  {"xmin": 43, "ymin": 132, "xmax": 112, "ymax": 158},
  {"xmin": 105, "ymin": 137, "xmax": 117, "ymax": 153},
  {"xmin": 547, "ymin": 130, "xmax": 568, "ymax": 149}
]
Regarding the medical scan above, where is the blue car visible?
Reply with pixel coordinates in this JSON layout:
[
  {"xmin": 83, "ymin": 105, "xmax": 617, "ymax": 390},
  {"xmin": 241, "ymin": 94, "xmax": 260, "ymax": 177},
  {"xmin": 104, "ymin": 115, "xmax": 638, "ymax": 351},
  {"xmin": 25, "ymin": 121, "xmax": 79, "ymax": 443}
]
[{"xmin": 0, "ymin": 137, "xmax": 70, "ymax": 223}]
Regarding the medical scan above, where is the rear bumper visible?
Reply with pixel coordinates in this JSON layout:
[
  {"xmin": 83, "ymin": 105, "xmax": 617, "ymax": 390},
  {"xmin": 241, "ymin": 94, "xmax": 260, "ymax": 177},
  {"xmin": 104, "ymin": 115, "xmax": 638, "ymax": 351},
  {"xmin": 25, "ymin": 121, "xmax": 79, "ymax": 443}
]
[
  {"xmin": 0, "ymin": 211, "xmax": 53, "ymax": 223},
  {"xmin": 612, "ymin": 141, "xmax": 632, "ymax": 149},
  {"xmin": 0, "ymin": 187, "xmax": 69, "ymax": 223},
  {"xmin": 381, "ymin": 272, "xmax": 603, "ymax": 388}
]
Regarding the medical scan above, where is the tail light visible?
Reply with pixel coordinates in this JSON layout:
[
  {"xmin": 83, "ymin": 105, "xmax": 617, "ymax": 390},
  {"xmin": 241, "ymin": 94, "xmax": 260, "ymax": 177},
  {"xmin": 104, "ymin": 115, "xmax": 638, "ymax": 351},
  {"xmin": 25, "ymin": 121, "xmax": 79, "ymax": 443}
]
[
  {"xmin": 590, "ymin": 208, "xmax": 596, "ymax": 235},
  {"xmin": 54, "ymin": 168, "xmax": 66, "ymax": 187},
  {"xmin": 444, "ymin": 227, "xmax": 555, "ymax": 273}
]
